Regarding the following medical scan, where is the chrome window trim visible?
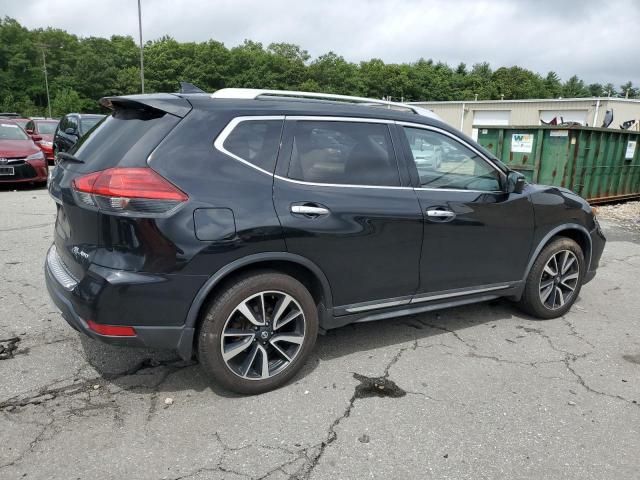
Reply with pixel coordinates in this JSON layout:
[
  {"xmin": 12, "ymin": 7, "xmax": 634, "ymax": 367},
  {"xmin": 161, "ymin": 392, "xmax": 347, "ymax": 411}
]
[
  {"xmin": 396, "ymin": 120, "xmax": 506, "ymax": 177},
  {"xmin": 212, "ymin": 115, "xmax": 286, "ymax": 176},
  {"xmin": 273, "ymin": 175, "xmax": 409, "ymax": 190},
  {"xmin": 213, "ymin": 115, "xmax": 506, "ymax": 193},
  {"xmin": 286, "ymin": 115, "xmax": 393, "ymax": 124}
]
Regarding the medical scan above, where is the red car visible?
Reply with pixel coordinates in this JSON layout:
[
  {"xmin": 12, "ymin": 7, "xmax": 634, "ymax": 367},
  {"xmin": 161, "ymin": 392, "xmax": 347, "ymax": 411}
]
[
  {"xmin": 0, "ymin": 120, "xmax": 48, "ymax": 185},
  {"xmin": 25, "ymin": 119, "xmax": 59, "ymax": 164}
]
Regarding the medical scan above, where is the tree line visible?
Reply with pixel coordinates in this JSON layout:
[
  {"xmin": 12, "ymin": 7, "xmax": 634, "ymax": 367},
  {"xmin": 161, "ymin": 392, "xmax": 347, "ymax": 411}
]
[{"xmin": 1, "ymin": 17, "xmax": 638, "ymax": 118}]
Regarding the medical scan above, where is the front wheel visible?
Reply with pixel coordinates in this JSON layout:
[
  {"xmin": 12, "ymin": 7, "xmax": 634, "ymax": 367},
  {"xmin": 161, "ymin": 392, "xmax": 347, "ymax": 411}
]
[
  {"xmin": 197, "ymin": 271, "xmax": 318, "ymax": 394},
  {"xmin": 518, "ymin": 237, "xmax": 584, "ymax": 319}
]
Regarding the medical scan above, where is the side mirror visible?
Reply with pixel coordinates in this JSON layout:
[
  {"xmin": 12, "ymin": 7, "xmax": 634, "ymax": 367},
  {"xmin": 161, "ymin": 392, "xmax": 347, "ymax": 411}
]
[
  {"xmin": 506, "ymin": 171, "xmax": 526, "ymax": 194},
  {"xmin": 65, "ymin": 127, "xmax": 77, "ymax": 136},
  {"xmin": 31, "ymin": 134, "xmax": 42, "ymax": 142}
]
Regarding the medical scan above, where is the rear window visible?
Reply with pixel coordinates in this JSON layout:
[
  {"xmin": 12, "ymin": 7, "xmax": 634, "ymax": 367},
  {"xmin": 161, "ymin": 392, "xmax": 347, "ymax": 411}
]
[
  {"xmin": 36, "ymin": 122, "xmax": 58, "ymax": 134},
  {"xmin": 0, "ymin": 123, "xmax": 28, "ymax": 140},
  {"xmin": 222, "ymin": 119, "xmax": 283, "ymax": 172},
  {"xmin": 71, "ymin": 109, "xmax": 180, "ymax": 171},
  {"xmin": 80, "ymin": 117, "xmax": 103, "ymax": 134}
]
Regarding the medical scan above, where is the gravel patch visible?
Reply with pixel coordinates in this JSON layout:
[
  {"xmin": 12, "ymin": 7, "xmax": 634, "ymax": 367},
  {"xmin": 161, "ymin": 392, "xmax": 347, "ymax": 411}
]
[{"xmin": 593, "ymin": 201, "xmax": 640, "ymax": 230}]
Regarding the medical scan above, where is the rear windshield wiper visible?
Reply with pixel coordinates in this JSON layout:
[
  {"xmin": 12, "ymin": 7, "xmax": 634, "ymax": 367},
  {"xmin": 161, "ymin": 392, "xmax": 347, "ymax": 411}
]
[{"xmin": 56, "ymin": 152, "xmax": 84, "ymax": 164}]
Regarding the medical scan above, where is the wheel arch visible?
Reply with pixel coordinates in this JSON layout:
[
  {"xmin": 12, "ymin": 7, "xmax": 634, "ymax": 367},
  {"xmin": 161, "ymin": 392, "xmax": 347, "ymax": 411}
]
[
  {"xmin": 523, "ymin": 223, "xmax": 592, "ymax": 282},
  {"xmin": 184, "ymin": 252, "xmax": 333, "ymax": 332}
]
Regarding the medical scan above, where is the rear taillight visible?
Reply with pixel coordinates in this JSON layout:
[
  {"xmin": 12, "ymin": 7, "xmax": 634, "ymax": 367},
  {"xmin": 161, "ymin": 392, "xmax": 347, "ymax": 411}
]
[{"xmin": 72, "ymin": 167, "xmax": 188, "ymax": 216}]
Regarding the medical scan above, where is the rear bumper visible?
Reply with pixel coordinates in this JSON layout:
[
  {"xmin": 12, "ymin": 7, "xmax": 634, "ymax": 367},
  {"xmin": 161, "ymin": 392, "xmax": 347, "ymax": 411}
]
[{"xmin": 45, "ymin": 245, "xmax": 202, "ymax": 359}]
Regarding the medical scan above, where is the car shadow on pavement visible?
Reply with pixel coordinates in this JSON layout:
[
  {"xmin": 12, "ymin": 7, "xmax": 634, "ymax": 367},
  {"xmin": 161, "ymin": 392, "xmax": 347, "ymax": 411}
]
[
  {"xmin": 77, "ymin": 299, "xmax": 518, "ymax": 397},
  {"xmin": 0, "ymin": 183, "xmax": 47, "ymax": 192}
]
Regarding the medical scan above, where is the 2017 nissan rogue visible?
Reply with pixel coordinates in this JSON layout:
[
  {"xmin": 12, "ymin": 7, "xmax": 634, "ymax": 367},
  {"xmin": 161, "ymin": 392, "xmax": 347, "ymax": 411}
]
[{"xmin": 45, "ymin": 88, "xmax": 606, "ymax": 394}]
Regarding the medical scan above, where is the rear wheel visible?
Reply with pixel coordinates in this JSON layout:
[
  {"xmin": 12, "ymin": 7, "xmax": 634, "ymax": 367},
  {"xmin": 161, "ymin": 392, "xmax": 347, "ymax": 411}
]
[
  {"xmin": 518, "ymin": 237, "xmax": 584, "ymax": 319},
  {"xmin": 197, "ymin": 271, "xmax": 318, "ymax": 394}
]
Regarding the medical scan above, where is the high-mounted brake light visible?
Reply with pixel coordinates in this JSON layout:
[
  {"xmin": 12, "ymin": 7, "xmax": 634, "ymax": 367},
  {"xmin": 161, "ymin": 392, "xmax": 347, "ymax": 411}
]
[{"xmin": 72, "ymin": 167, "xmax": 188, "ymax": 216}]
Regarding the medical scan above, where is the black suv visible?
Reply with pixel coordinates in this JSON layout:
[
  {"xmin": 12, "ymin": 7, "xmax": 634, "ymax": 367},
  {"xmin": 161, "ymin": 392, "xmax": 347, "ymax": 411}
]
[
  {"xmin": 46, "ymin": 89, "xmax": 605, "ymax": 394},
  {"xmin": 53, "ymin": 113, "xmax": 105, "ymax": 156}
]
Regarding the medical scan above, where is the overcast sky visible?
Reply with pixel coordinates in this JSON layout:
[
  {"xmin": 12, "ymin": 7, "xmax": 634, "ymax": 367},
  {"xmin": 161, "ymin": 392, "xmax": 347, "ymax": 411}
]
[{"xmin": 4, "ymin": 0, "xmax": 639, "ymax": 86}]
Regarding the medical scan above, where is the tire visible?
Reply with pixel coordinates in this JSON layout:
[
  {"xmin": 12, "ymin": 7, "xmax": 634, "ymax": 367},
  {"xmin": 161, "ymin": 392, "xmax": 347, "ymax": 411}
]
[
  {"xmin": 518, "ymin": 237, "xmax": 585, "ymax": 319},
  {"xmin": 197, "ymin": 271, "xmax": 318, "ymax": 394}
]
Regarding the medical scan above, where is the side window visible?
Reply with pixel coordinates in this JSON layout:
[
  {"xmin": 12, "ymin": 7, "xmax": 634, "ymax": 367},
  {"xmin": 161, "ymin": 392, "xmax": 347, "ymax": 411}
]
[
  {"xmin": 222, "ymin": 119, "xmax": 283, "ymax": 172},
  {"xmin": 58, "ymin": 117, "xmax": 67, "ymax": 132},
  {"xmin": 25, "ymin": 121, "xmax": 34, "ymax": 132},
  {"xmin": 287, "ymin": 121, "xmax": 399, "ymax": 186},
  {"xmin": 403, "ymin": 127, "xmax": 501, "ymax": 192}
]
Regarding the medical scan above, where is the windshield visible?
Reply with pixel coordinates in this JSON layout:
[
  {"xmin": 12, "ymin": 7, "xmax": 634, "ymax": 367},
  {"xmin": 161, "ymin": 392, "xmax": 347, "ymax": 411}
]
[
  {"xmin": 0, "ymin": 123, "xmax": 29, "ymax": 140},
  {"xmin": 36, "ymin": 122, "xmax": 58, "ymax": 134},
  {"xmin": 80, "ymin": 117, "xmax": 104, "ymax": 133}
]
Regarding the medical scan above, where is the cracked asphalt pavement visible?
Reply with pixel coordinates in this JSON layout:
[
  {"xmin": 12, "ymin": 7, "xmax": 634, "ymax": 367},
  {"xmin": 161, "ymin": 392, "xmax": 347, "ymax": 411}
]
[{"xmin": 1, "ymin": 186, "xmax": 639, "ymax": 480}]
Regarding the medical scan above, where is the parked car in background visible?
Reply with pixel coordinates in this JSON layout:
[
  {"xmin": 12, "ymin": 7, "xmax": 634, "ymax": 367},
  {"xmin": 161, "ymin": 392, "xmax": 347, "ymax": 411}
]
[
  {"xmin": 25, "ymin": 119, "xmax": 59, "ymax": 164},
  {"xmin": 45, "ymin": 88, "xmax": 605, "ymax": 394},
  {"xmin": 53, "ymin": 113, "xmax": 105, "ymax": 156},
  {"xmin": 10, "ymin": 117, "xmax": 31, "ymax": 130},
  {"xmin": 0, "ymin": 112, "xmax": 22, "ymax": 119},
  {"xmin": 0, "ymin": 119, "xmax": 48, "ymax": 185}
]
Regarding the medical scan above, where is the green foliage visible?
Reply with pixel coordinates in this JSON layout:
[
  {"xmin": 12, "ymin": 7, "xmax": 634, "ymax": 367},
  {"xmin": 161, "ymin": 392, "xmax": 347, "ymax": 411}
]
[
  {"xmin": 0, "ymin": 16, "xmax": 636, "ymax": 117},
  {"xmin": 51, "ymin": 88, "xmax": 85, "ymax": 117}
]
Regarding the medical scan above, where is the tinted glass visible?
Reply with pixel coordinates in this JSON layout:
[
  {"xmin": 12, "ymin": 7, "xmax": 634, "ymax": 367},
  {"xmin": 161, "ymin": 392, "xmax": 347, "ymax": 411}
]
[
  {"xmin": 403, "ymin": 127, "xmax": 501, "ymax": 192},
  {"xmin": 66, "ymin": 116, "xmax": 78, "ymax": 130},
  {"xmin": 223, "ymin": 120, "xmax": 283, "ymax": 172},
  {"xmin": 36, "ymin": 121, "xmax": 58, "ymax": 134},
  {"xmin": 71, "ymin": 109, "xmax": 178, "ymax": 171},
  {"xmin": 288, "ymin": 121, "xmax": 399, "ymax": 186},
  {"xmin": 0, "ymin": 122, "xmax": 29, "ymax": 140},
  {"xmin": 80, "ymin": 117, "xmax": 103, "ymax": 134},
  {"xmin": 25, "ymin": 121, "xmax": 34, "ymax": 132}
]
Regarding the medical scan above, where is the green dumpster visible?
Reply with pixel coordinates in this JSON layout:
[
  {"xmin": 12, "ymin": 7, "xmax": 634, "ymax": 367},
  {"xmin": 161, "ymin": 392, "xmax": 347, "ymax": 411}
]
[{"xmin": 476, "ymin": 125, "xmax": 640, "ymax": 204}]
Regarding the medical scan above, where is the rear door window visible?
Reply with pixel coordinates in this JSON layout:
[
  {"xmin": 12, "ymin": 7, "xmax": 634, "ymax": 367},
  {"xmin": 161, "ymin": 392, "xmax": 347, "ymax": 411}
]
[
  {"xmin": 221, "ymin": 119, "xmax": 283, "ymax": 173},
  {"xmin": 286, "ymin": 121, "xmax": 399, "ymax": 186}
]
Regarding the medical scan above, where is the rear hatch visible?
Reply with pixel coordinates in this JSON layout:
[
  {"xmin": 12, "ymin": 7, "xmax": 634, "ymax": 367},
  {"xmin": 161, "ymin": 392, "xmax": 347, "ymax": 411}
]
[{"xmin": 48, "ymin": 94, "xmax": 190, "ymax": 280}]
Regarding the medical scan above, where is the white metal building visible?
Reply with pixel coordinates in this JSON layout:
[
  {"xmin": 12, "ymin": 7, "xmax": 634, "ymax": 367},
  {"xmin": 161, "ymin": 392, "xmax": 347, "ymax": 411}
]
[{"xmin": 409, "ymin": 97, "xmax": 640, "ymax": 139}]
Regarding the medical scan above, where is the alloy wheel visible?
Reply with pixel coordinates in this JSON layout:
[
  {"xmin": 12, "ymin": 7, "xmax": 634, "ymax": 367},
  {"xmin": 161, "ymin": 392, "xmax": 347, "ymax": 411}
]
[
  {"xmin": 220, "ymin": 291, "xmax": 306, "ymax": 380},
  {"xmin": 539, "ymin": 250, "xmax": 580, "ymax": 310}
]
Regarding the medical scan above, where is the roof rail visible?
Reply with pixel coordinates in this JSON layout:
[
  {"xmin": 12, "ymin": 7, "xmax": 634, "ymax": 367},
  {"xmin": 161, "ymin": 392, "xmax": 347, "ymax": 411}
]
[{"xmin": 211, "ymin": 88, "xmax": 441, "ymax": 120}]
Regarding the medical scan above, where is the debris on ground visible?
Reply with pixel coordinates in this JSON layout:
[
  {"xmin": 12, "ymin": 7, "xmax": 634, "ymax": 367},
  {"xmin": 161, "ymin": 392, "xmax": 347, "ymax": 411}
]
[
  {"xmin": 0, "ymin": 337, "xmax": 21, "ymax": 360},
  {"xmin": 164, "ymin": 397, "xmax": 174, "ymax": 405},
  {"xmin": 594, "ymin": 201, "xmax": 640, "ymax": 230}
]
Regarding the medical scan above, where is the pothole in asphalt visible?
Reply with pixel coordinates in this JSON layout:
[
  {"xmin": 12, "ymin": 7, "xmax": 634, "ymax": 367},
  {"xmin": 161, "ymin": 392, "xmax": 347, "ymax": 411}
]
[
  {"xmin": 353, "ymin": 373, "xmax": 406, "ymax": 399},
  {"xmin": 0, "ymin": 337, "xmax": 21, "ymax": 360}
]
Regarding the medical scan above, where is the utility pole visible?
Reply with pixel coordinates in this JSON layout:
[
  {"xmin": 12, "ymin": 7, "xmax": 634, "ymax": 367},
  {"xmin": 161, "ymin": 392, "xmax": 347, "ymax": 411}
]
[
  {"xmin": 37, "ymin": 45, "xmax": 52, "ymax": 118},
  {"xmin": 138, "ymin": 0, "xmax": 145, "ymax": 93}
]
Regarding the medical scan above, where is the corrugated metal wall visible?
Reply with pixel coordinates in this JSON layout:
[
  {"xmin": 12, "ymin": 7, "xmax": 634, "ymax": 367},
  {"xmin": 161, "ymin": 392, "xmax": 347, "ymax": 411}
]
[{"xmin": 414, "ymin": 98, "xmax": 640, "ymax": 135}]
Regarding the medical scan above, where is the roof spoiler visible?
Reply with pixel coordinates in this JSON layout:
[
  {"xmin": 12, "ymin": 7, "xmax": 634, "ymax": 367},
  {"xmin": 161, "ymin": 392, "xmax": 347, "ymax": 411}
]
[{"xmin": 100, "ymin": 93, "xmax": 192, "ymax": 118}]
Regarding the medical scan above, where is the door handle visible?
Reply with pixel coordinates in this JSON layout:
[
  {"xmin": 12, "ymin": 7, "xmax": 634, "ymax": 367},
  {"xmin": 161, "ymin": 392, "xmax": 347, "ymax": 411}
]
[
  {"xmin": 426, "ymin": 209, "xmax": 455, "ymax": 218},
  {"xmin": 426, "ymin": 207, "xmax": 456, "ymax": 222},
  {"xmin": 291, "ymin": 205, "xmax": 330, "ymax": 216}
]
